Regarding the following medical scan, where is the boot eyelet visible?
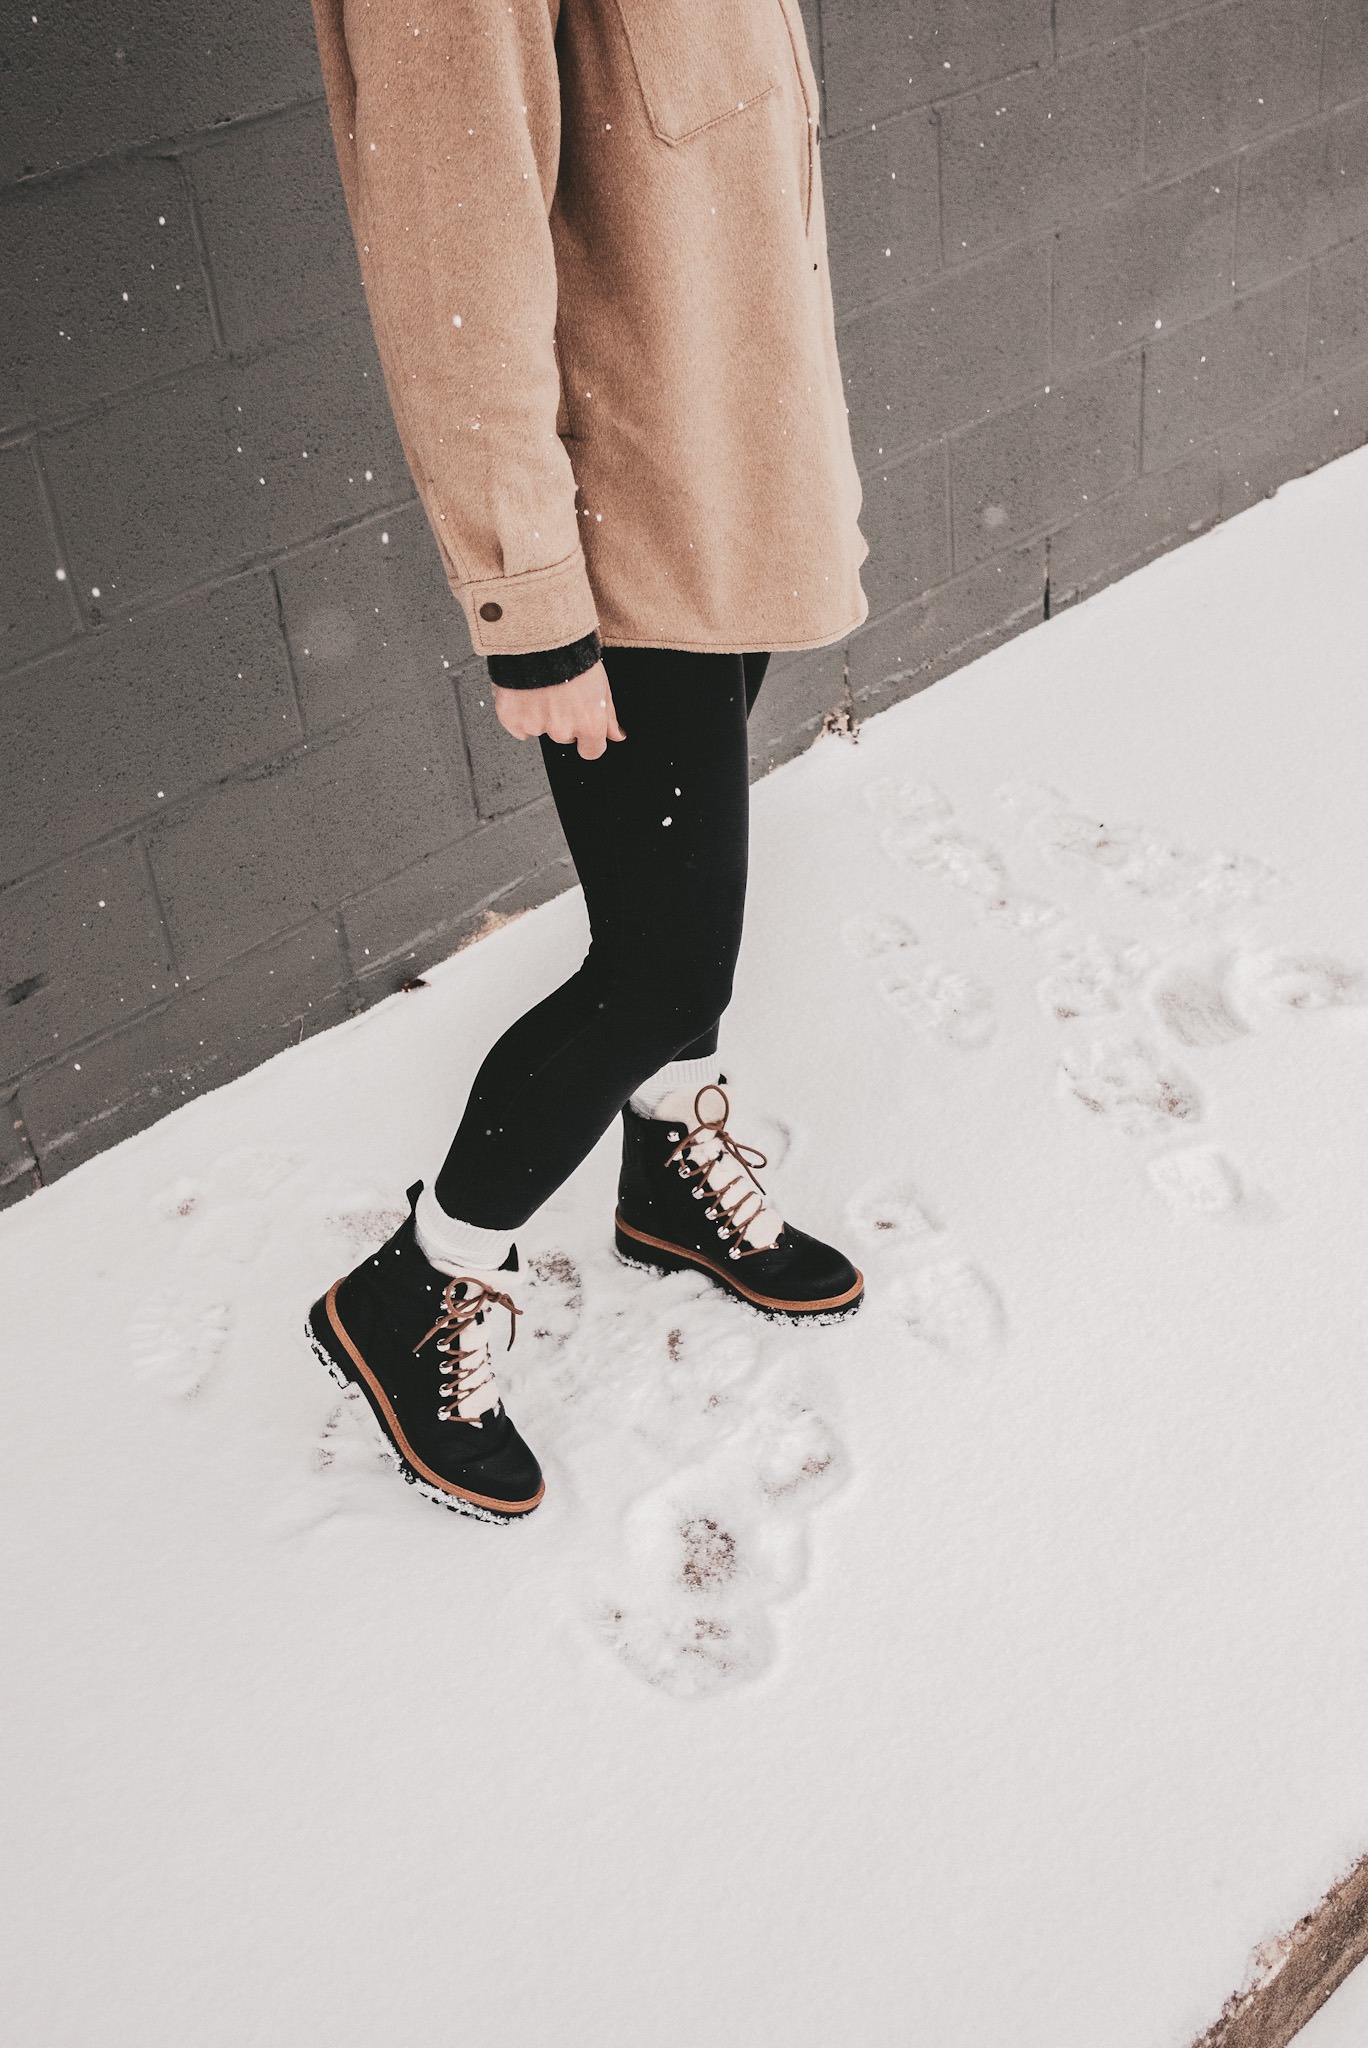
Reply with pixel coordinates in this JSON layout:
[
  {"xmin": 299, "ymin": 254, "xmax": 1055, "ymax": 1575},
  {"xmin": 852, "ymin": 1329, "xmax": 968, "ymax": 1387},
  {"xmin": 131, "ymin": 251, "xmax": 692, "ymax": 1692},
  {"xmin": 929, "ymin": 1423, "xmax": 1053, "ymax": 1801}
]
[
  {"xmin": 667, "ymin": 1131, "xmax": 680, "ymax": 1142},
  {"xmin": 677, "ymin": 1165, "xmax": 689, "ymax": 1178},
  {"xmin": 440, "ymin": 1382, "xmax": 455, "ymax": 1396},
  {"xmin": 728, "ymin": 1248, "xmax": 741, "ymax": 1260},
  {"xmin": 437, "ymin": 1404, "xmax": 452, "ymax": 1421},
  {"xmin": 692, "ymin": 1188, "xmax": 705, "ymax": 1200},
  {"xmin": 717, "ymin": 1225, "xmax": 729, "ymax": 1239}
]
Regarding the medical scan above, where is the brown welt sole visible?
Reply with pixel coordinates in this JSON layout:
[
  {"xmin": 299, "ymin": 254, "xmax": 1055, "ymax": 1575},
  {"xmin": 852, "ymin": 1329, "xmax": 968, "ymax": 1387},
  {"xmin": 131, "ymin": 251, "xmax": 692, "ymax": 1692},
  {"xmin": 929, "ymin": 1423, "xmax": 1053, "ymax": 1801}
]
[{"xmin": 614, "ymin": 1213, "xmax": 864, "ymax": 1320}]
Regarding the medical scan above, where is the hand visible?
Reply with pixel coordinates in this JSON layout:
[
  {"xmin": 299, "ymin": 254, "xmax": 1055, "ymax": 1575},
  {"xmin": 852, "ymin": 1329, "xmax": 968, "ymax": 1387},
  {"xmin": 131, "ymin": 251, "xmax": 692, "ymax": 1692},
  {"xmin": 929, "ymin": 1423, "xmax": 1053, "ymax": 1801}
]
[{"xmin": 492, "ymin": 660, "xmax": 626, "ymax": 761}]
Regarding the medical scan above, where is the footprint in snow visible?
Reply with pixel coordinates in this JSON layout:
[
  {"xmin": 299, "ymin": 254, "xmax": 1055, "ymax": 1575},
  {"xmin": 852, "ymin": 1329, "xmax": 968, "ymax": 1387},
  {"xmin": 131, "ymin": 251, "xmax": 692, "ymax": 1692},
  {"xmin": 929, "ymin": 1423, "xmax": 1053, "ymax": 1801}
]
[
  {"xmin": 1060, "ymin": 1037, "xmax": 1202, "ymax": 1138},
  {"xmin": 1037, "ymin": 935, "xmax": 1150, "ymax": 1021},
  {"xmin": 178, "ymin": 1204, "xmax": 269, "ymax": 1265},
  {"xmin": 269, "ymin": 1387, "xmax": 401, "ymax": 1539},
  {"xmin": 325, "ymin": 1200, "xmax": 408, "ymax": 1259},
  {"xmin": 879, "ymin": 959, "xmax": 996, "ymax": 1049},
  {"xmin": 595, "ymin": 1464, "xmax": 810, "ymax": 1698},
  {"xmin": 842, "ymin": 909, "xmax": 918, "ymax": 959},
  {"xmin": 127, "ymin": 1292, "xmax": 231, "ymax": 1398},
  {"xmin": 864, "ymin": 777, "xmax": 955, "ymax": 832},
  {"xmin": 1024, "ymin": 806, "xmax": 1278, "ymax": 922},
  {"xmin": 1147, "ymin": 1146, "xmax": 1244, "ymax": 1218},
  {"xmin": 152, "ymin": 1149, "xmax": 298, "ymax": 1263},
  {"xmin": 1235, "ymin": 950, "xmax": 1364, "ymax": 1013},
  {"xmin": 881, "ymin": 823, "xmax": 1009, "ymax": 901},
  {"xmin": 887, "ymin": 1259, "xmax": 1004, "ymax": 1364},
  {"xmin": 1147, "ymin": 958, "xmax": 1247, "ymax": 1048},
  {"xmin": 552, "ymin": 1279, "xmax": 844, "ymax": 1699},
  {"xmin": 846, "ymin": 1178, "xmax": 940, "ymax": 1248},
  {"xmin": 870, "ymin": 781, "xmax": 1064, "ymax": 931},
  {"xmin": 149, "ymin": 1175, "xmax": 202, "ymax": 1220}
]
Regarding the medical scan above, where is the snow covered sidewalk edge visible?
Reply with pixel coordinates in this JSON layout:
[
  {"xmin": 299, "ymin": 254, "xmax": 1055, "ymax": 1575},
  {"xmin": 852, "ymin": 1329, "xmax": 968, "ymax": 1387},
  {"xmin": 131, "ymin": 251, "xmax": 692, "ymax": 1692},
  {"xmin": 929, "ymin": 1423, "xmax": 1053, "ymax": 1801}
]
[{"xmin": 1193, "ymin": 1855, "xmax": 1368, "ymax": 2048}]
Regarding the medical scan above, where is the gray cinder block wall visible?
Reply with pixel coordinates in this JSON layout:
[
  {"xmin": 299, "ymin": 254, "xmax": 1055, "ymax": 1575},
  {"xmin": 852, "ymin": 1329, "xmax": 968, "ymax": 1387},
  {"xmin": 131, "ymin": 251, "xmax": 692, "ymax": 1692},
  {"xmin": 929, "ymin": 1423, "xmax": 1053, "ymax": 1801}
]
[{"xmin": 3, "ymin": 0, "xmax": 1367, "ymax": 1205}]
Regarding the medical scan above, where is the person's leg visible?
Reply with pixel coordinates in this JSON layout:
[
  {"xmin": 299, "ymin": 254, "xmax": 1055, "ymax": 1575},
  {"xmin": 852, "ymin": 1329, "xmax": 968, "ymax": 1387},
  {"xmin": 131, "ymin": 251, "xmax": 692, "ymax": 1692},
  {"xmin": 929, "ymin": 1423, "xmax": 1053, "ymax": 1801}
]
[
  {"xmin": 663, "ymin": 649, "xmax": 770, "ymax": 1067},
  {"xmin": 430, "ymin": 647, "xmax": 754, "ymax": 1233}
]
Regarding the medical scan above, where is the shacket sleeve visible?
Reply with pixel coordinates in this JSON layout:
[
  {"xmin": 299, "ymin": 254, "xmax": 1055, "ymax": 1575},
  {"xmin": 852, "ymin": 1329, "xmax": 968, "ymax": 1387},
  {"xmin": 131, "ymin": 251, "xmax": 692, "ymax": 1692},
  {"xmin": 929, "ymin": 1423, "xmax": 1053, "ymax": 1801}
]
[{"xmin": 311, "ymin": 0, "xmax": 600, "ymax": 660}]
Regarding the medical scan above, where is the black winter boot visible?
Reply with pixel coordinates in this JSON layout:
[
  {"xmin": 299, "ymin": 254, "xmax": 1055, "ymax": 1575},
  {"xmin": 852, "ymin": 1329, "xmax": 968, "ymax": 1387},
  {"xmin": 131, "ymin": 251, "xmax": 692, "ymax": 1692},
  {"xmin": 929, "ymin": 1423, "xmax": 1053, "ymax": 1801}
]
[
  {"xmin": 306, "ymin": 1183, "xmax": 544, "ymax": 1521},
  {"xmin": 615, "ymin": 1083, "xmax": 864, "ymax": 1322}
]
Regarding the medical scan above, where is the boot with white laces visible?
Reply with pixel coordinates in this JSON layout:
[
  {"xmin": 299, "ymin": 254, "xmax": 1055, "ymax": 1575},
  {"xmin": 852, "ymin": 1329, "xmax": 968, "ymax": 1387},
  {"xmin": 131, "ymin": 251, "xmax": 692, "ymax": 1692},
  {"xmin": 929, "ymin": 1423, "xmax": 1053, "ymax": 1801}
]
[
  {"xmin": 615, "ymin": 1080, "xmax": 864, "ymax": 1323},
  {"xmin": 306, "ymin": 1182, "xmax": 544, "ymax": 1521}
]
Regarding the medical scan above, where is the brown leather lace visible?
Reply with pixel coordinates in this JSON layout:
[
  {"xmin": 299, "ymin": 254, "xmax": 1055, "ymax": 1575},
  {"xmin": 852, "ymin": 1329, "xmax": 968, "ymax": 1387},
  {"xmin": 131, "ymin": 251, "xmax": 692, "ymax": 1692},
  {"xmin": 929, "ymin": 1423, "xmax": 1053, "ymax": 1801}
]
[
  {"xmin": 665, "ymin": 1084, "xmax": 775, "ymax": 1260},
  {"xmin": 413, "ymin": 1277, "xmax": 522, "ymax": 1423}
]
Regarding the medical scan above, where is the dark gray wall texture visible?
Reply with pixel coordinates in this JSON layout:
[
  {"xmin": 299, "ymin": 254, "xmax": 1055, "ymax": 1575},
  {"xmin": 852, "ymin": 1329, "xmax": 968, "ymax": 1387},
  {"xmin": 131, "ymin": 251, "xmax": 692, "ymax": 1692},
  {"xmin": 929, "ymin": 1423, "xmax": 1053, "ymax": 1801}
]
[{"xmin": 3, "ymin": 0, "xmax": 1368, "ymax": 1206}]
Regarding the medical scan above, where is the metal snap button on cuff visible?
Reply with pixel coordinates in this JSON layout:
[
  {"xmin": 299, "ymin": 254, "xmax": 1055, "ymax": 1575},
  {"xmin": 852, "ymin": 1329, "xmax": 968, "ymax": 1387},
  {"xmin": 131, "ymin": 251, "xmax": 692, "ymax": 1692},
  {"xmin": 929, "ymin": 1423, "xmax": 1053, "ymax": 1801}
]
[{"xmin": 478, "ymin": 601, "xmax": 503, "ymax": 622}]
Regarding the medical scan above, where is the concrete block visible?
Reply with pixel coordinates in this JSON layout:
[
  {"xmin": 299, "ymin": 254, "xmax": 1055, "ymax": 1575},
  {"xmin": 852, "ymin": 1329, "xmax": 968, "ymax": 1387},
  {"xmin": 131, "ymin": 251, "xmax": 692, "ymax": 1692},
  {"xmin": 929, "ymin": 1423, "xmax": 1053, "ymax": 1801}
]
[
  {"xmin": 341, "ymin": 798, "xmax": 571, "ymax": 982},
  {"xmin": 746, "ymin": 639, "xmax": 853, "ymax": 778},
  {"xmin": 843, "ymin": 240, "xmax": 1049, "ymax": 467},
  {"xmin": 1144, "ymin": 0, "xmax": 1323, "ymax": 184},
  {"xmin": 453, "ymin": 664, "xmax": 549, "ymax": 820},
  {"xmin": 1218, "ymin": 351, "xmax": 1368, "ymax": 509},
  {"xmin": 275, "ymin": 499, "xmax": 468, "ymax": 735},
  {"xmin": 1, "ymin": 0, "xmax": 324, "ymax": 186},
  {"xmin": 0, "ymin": 154, "xmax": 212, "ymax": 432},
  {"xmin": 820, "ymin": 0, "xmax": 1051, "ymax": 133},
  {"xmin": 1054, "ymin": 1, "xmax": 1211, "ymax": 62},
  {"xmin": 0, "ymin": 585, "xmax": 296, "ymax": 888},
  {"xmin": 0, "ymin": 574, "xmax": 297, "ymax": 883},
  {"xmin": 148, "ymin": 685, "xmax": 476, "ymax": 978},
  {"xmin": 0, "ymin": 837, "xmax": 172, "ymax": 1084},
  {"xmin": 846, "ymin": 542, "xmax": 1046, "ymax": 708},
  {"xmin": 189, "ymin": 100, "xmax": 366, "ymax": 351},
  {"xmin": 940, "ymin": 42, "xmax": 1144, "ymax": 264},
  {"xmin": 1048, "ymin": 445, "xmax": 1220, "ymax": 608},
  {"xmin": 951, "ymin": 355, "xmax": 1141, "ymax": 567},
  {"xmin": 1143, "ymin": 274, "xmax": 1309, "ymax": 470},
  {"xmin": 857, "ymin": 438, "xmax": 951, "ymax": 619},
  {"xmin": 1309, "ymin": 239, "xmax": 1368, "ymax": 378},
  {"xmin": 797, "ymin": 0, "xmax": 823, "ymax": 106},
  {"xmin": 823, "ymin": 110, "xmax": 940, "ymax": 316},
  {"xmin": 1236, "ymin": 117, "xmax": 1340, "ymax": 289},
  {"xmin": 1325, "ymin": 0, "xmax": 1368, "ymax": 103},
  {"xmin": 0, "ymin": 442, "xmax": 74, "ymax": 673},
  {"xmin": 0, "ymin": 1098, "xmax": 40, "ymax": 1209},
  {"xmin": 44, "ymin": 313, "xmax": 409, "ymax": 611},
  {"xmin": 17, "ymin": 913, "xmax": 352, "ymax": 1183},
  {"xmin": 1331, "ymin": 98, "xmax": 1368, "ymax": 243},
  {"xmin": 1052, "ymin": 160, "xmax": 1236, "ymax": 371}
]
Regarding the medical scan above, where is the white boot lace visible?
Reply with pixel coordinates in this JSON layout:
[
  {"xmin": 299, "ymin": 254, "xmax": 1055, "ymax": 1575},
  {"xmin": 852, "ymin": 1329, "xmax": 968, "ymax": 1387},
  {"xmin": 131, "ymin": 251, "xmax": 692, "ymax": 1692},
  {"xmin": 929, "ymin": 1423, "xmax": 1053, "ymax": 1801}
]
[
  {"xmin": 664, "ymin": 1084, "xmax": 785, "ymax": 1259},
  {"xmin": 413, "ymin": 1277, "xmax": 522, "ymax": 1426}
]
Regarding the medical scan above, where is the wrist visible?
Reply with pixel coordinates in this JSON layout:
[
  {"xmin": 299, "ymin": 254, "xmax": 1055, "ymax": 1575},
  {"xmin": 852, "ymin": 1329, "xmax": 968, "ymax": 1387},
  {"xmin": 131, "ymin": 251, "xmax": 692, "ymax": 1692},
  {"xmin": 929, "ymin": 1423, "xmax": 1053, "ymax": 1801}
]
[{"xmin": 487, "ymin": 631, "xmax": 602, "ymax": 691}]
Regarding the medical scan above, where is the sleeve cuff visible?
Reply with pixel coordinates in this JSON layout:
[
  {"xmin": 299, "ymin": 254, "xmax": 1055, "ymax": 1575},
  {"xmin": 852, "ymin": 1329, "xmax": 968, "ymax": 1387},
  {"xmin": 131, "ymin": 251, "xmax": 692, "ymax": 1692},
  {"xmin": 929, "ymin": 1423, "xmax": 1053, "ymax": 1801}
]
[
  {"xmin": 459, "ymin": 548, "xmax": 600, "ymax": 656},
  {"xmin": 487, "ymin": 631, "xmax": 602, "ymax": 691}
]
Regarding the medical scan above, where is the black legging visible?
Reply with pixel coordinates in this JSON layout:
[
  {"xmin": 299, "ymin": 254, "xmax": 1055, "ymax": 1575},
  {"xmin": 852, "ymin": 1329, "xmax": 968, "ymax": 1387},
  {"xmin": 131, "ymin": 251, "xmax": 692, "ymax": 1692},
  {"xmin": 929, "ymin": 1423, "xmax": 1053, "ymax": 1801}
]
[{"xmin": 434, "ymin": 646, "xmax": 770, "ymax": 1230}]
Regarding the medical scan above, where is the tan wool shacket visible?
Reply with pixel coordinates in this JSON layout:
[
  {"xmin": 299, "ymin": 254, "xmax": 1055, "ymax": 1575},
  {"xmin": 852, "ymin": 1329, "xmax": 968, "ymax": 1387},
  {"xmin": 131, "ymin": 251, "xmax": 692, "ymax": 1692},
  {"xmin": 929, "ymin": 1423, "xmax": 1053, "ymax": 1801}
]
[{"xmin": 311, "ymin": 0, "xmax": 870, "ymax": 662}]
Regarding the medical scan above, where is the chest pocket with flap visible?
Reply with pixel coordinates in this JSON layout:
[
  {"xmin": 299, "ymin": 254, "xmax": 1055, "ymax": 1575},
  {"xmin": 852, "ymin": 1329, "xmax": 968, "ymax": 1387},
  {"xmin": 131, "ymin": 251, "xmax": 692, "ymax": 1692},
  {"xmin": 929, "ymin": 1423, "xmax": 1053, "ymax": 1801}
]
[{"xmin": 613, "ymin": 0, "xmax": 776, "ymax": 144}]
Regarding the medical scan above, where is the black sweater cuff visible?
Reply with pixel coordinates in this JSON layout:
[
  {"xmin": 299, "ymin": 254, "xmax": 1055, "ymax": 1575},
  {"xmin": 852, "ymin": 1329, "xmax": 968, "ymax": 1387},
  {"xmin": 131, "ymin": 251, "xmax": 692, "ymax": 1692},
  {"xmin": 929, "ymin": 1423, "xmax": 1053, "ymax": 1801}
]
[{"xmin": 486, "ymin": 630, "xmax": 602, "ymax": 691}]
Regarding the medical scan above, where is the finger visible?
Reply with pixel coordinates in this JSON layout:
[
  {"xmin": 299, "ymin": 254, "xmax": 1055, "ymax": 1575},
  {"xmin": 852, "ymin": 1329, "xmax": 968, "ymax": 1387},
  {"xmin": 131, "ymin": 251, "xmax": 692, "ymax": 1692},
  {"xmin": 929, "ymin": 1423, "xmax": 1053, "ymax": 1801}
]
[
  {"xmin": 601, "ymin": 683, "xmax": 627, "ymax": 743},
  {"xmin": 495, "ymin": 703, "xmax": 536, "ymax": 741},
  {"xmin": 577, "ymin": 732, "xmax": 608, "ymax": 761}
]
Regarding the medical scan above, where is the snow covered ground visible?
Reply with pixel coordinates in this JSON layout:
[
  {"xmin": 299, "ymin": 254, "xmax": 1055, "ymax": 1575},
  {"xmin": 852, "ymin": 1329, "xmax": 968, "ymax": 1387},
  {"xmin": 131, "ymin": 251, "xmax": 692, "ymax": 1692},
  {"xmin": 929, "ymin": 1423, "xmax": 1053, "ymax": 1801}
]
[
  {"xmin": 4, "ymin": 447, "xmax": 1368, "ymax": 2048},
  {"xmin": 1302, "ymin": 1958, "xmax": 1368, "ymax": 2044}
]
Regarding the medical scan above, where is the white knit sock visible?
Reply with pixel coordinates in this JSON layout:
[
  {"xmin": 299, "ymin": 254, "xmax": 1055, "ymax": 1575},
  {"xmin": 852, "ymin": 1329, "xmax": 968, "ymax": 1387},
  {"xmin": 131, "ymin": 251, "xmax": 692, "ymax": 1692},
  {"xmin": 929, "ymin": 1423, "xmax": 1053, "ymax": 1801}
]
[
  {"xmin": 630, "ymin": 1053, "xmax": 723, "ymax": 1119},
  {"xmin": 413, "ymin": 1185, "xmax": 515, "ymax": 1278}
]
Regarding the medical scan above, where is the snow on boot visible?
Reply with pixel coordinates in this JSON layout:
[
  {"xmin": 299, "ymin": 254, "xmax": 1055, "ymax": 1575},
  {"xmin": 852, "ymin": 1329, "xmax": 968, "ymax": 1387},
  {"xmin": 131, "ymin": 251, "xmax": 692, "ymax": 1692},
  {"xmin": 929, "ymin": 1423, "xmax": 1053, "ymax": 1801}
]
[
  {"xmin": 615, "ymin": 1082, "xmax": 864, "ymax": 1322},
  {"xmin": 306, "ymin": 1183, "xmax": 544, "ymax": 1521}
]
